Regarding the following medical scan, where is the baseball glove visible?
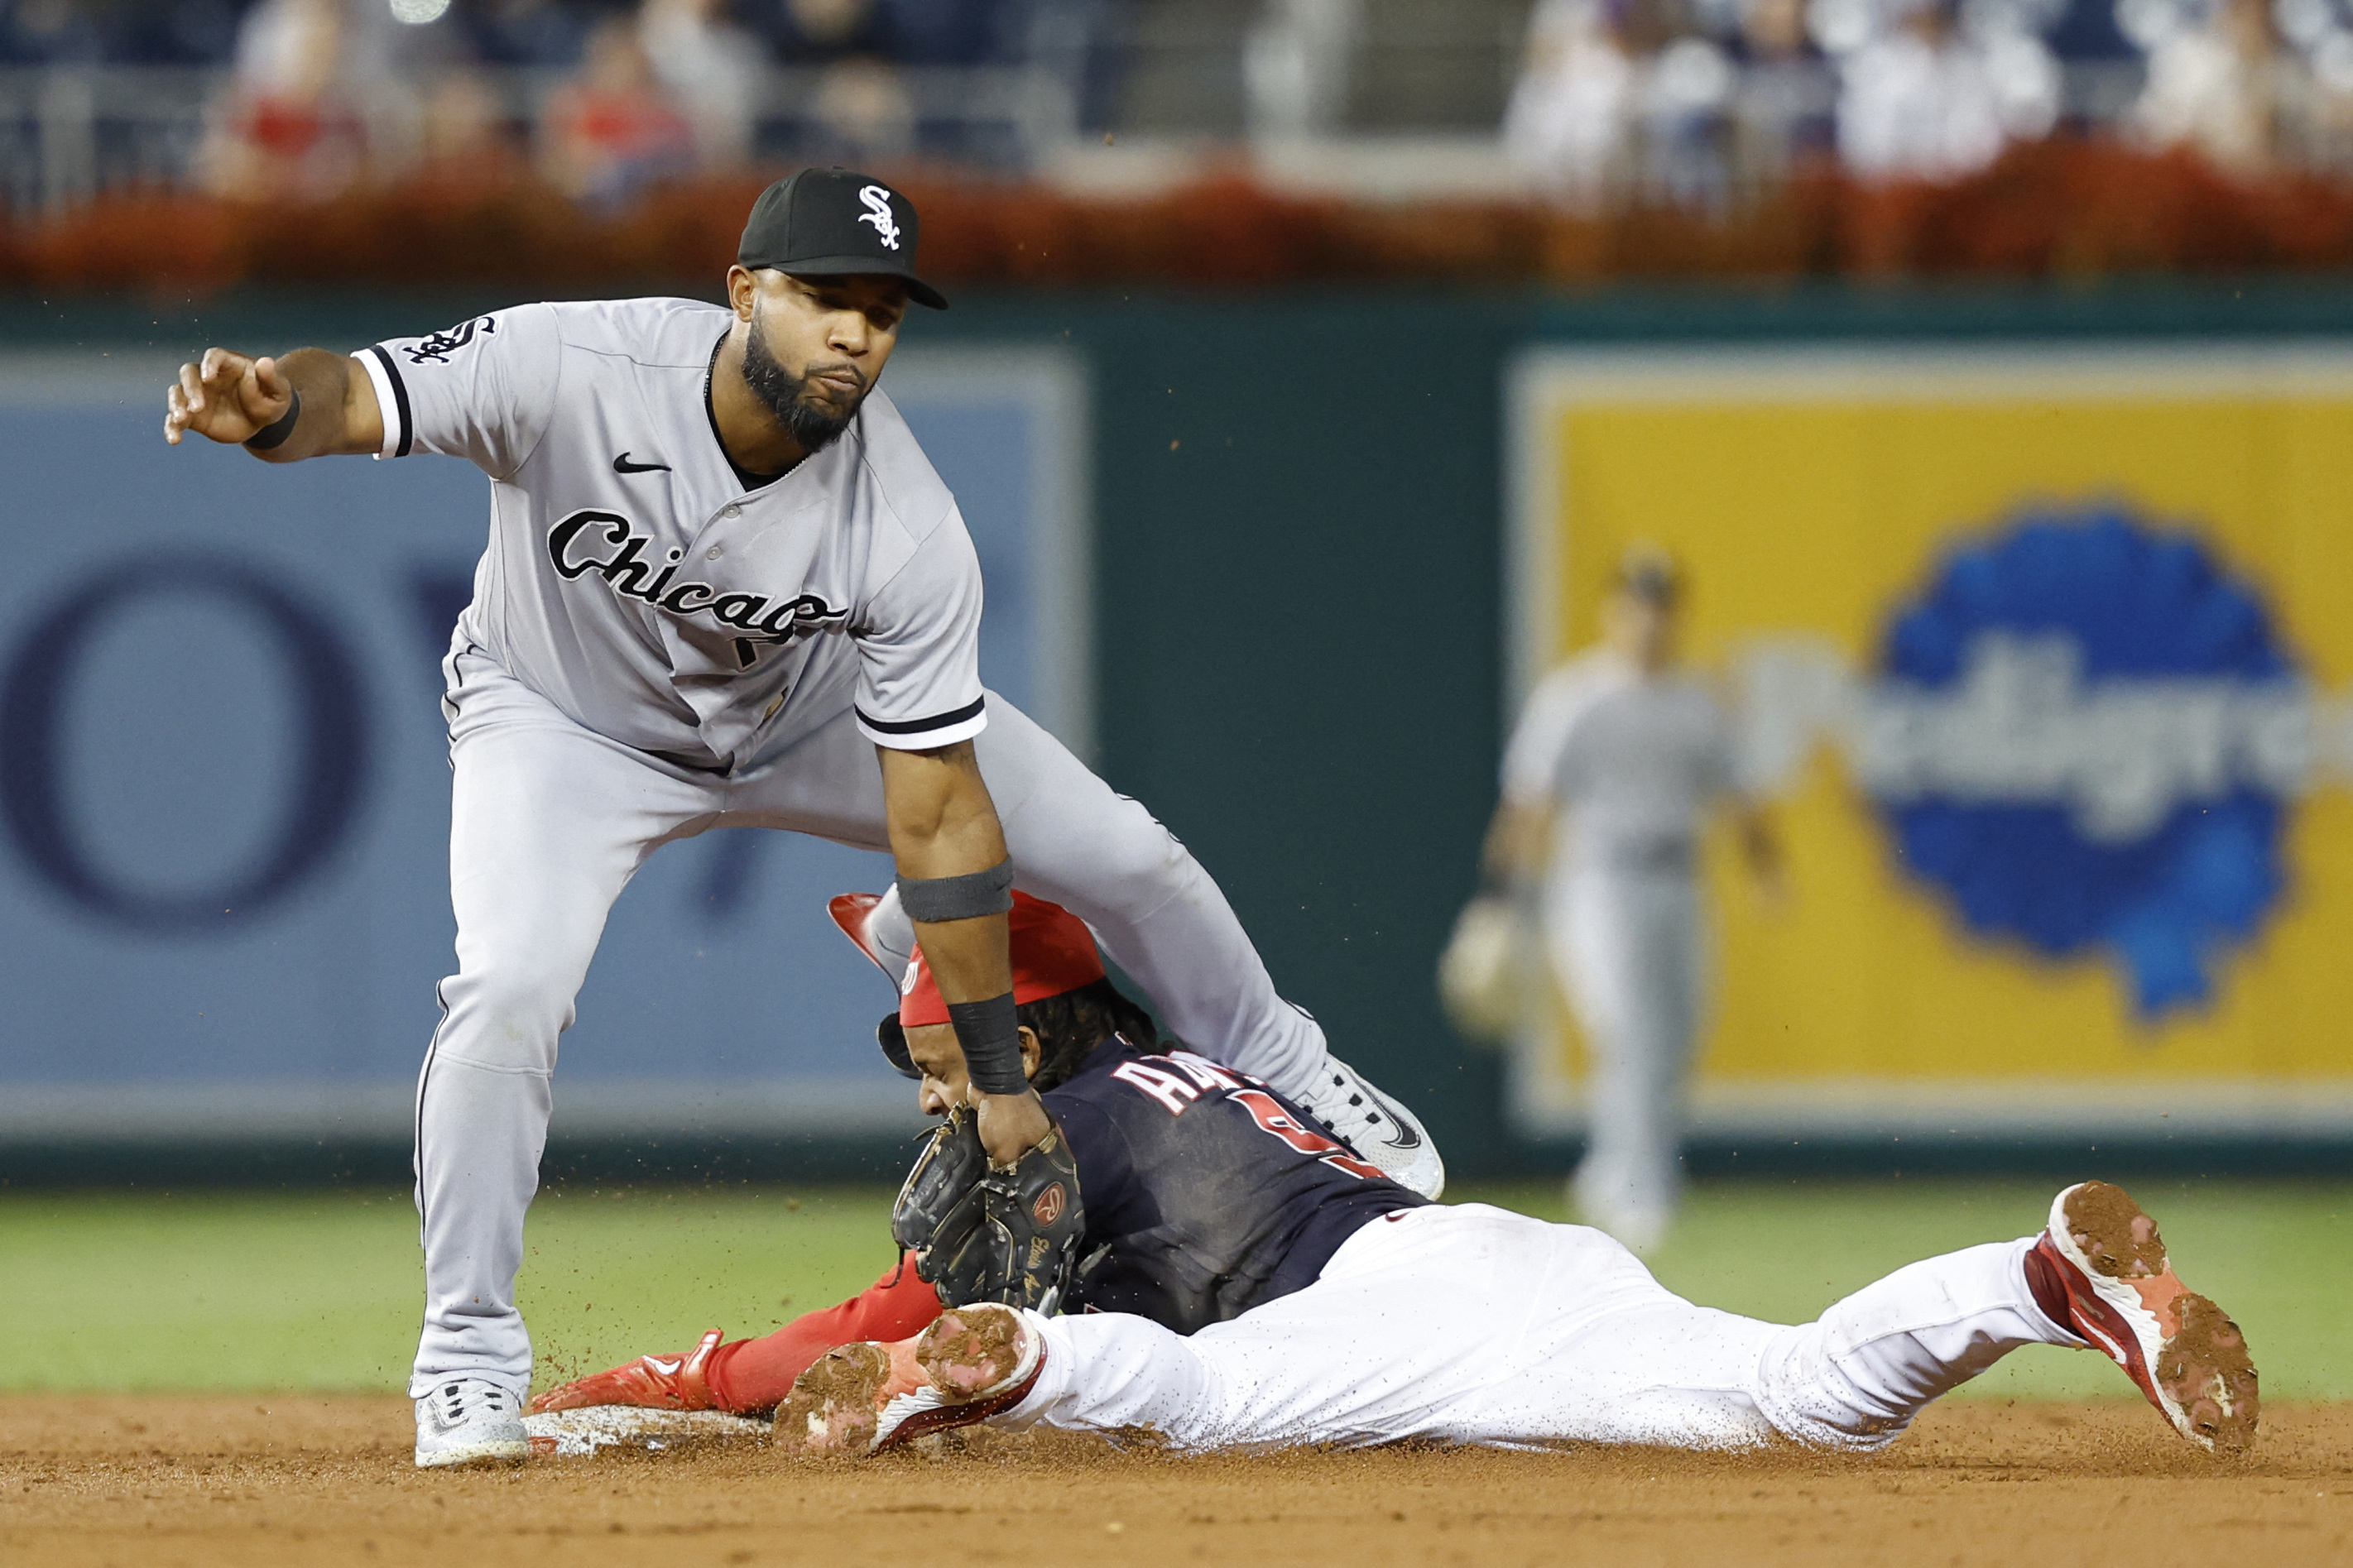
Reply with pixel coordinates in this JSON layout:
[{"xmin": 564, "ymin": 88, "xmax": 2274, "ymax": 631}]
[{"xmin": 891, "ymin": 1106, "xmax": 1087, "ymax": 1314}]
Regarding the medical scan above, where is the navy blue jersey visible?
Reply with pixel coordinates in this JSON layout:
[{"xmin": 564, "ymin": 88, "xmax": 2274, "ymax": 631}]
[{"xmin": 1039, "ymin": 1040, "xmax": 1427, "ymax": 1335}]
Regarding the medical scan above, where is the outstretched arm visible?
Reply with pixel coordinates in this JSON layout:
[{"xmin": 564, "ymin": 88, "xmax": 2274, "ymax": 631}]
[
  {"xmin": 526, "ymin": 1251, "xmax": 946, "ymax": 1417},
  {"xmin": 163, "ymin": 346, "xmax": 383, "ymax": 461},
  {"xmin": 703, "ymin": 1253, "xmax": 944, "ymax": 1413}
]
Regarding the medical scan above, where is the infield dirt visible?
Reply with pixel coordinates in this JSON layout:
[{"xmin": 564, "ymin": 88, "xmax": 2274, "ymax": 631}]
[{"xmin": 5, "ymin": 1394, "xmax": 2349, "ymax": 1567}]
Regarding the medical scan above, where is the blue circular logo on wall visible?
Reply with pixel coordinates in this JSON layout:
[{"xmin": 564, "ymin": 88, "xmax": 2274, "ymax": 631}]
[{"xmin": 1875, "ymin": 509, "xmax": 2295, "ymax": 1018}]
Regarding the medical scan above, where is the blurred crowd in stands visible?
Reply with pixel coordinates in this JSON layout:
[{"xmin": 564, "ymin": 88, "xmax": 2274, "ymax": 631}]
[
  {"xmin": 0, "ymin": 0, "xmax": 1098, "ymax": 204},
  {"xmin": 1505, "ymin": 0, "xmax": 2353, "ymax": 204},
  {"xmin": 0, "ymin": 0, "xmax": 2346, "ymax": 211}
]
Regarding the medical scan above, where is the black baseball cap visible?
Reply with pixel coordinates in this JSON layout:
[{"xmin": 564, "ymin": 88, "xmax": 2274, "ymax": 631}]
[
  {"xmin": 1614, "ymin": 542, "xmax": 1683, "ymax": 606},
  {"xmin": 737, "ymin": 167, "xmax": 948, "ymax": 309}
]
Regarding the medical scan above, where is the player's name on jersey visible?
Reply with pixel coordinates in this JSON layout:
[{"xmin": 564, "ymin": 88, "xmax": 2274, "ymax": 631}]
[
  {"xmin": 1733, "ymin": 632, "xmax": 2353, "ymax": 843},
  {"xmin": 547, "ymin": 509, "xmax": 851, "ymax": 649}
]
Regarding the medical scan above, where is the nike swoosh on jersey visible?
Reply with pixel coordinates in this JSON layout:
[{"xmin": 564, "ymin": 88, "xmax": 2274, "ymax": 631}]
[{"xmin": 612, "ymin": 453, "xmax": 670, "ymax": 472}]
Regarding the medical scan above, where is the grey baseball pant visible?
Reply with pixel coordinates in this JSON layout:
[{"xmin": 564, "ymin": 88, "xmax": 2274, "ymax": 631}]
[
  {"xmin": 1546, "ymin": 862, "xmax": 1705, "ymax": 1249},
  {"xmin": 412, "ymin": 652, "xmax": 1325, "ymax": 1396}
]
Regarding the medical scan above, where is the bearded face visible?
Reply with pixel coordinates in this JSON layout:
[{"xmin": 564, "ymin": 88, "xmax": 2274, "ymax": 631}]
[{"xmin": 742, "ymin": 307, "xmax": 867, "ymax": 455}]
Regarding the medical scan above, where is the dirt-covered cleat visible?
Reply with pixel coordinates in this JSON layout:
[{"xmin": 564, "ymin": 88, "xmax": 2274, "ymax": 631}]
[
  {"xmin": 2029, "ymin": 1180, "xmax": 2259, "ymax": 1453},
  {"xmin": 774, "ymin": 1339, "xmax": 926, "ymax": 1458},
  {"xmin": 914, "ymin": 1304, "xmax": 1038, "ymax": 1399},
  {"xmin": 413, "ymin": 1377, "xmax": 530, "ymax": 1468},
  {"xmin": 891, "ymin": 1305, "xmax": 1046, "ymax": 1449},
  {"xmin": 1291, "ymin": 1055, "xmax": 1446, "ymax": 1200},
  {"xmin": 526, "ymin": 1328, "xmax": 725, "ymax": 1414},
  {"xmin": 776, "ymin": 1307, "xmax": 1046, "ymax": 1459}
]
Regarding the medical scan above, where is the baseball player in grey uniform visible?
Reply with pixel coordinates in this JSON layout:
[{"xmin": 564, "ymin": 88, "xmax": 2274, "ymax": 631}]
[
  {"xmin": 161, "ymin": 168, "xmax": 1441, "ymax": 1467},
  {"xmin": 1485, "ymin": 547, "xmax": 1778, "ymax": 1253}
]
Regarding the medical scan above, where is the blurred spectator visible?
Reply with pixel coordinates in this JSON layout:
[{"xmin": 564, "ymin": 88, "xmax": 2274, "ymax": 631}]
[
  {"xmin": 1246, "ymin": 0, "xmax": 1361, "ymax": 140},
  {"xmin": 196, "ymin": 0, "xmax": 376, "ymax": 199},
  {"xmin": 810, "ymin": 52, "xmax": 916, "ymax": 154},
  {"xmin": 1837, "ymin": 0, "xmax": 2016, "ymax": 180},
  {"xmin": 2127, "ymin": 0, "xmax": 2280, "ymax": 173},
  {"xmin": 641, "ymin": 0, "xmax": 763, "ymax": 165},
  {"xmin": 413, "ymin": 66, "xmax": 526, "ymax": 187},
  {"xmin": 1505, "ymin": 0, "xmax": 1641, "ymax": 209},
  {"xmin": 2275, "ymin": 0, "xmax": 2353, "ymax": 170},
  {"xmin": 108, "ymin": 0, "xmax": 247, "ymax": 65},
  {"xmin": 755, "ymin": 0, "xmax": 894, "ymax": 59},
  {"xmin": 747, "ymin": 0, "xmax": 1016, "ymax": 62},
  {"xmin": 462, "ymin": 0, "xmax": 592, "ymax": 68},
  {"xmin": 1640, "ymin": 24, "xmax": 1738, "ymax": 208},
  {"xmin": 1731, "ymin": 0, "xmax": 1833, "ymax": 185},
  {"xmin": 1970, "ymin": 0, "xmax": 2065, "ymax": 140},
  {"xmin": 886, "ymin": 0, "xmax": 1017, "ymax": 63},
  {"xmin": 540, "ymin": 11, "xmax": 695, "ymax": 203},
  {"xmin": 0, "ymin": 0, "xmax": 108, "ymax": 64}
]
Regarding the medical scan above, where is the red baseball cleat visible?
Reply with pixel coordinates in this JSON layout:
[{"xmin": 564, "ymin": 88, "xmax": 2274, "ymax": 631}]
[
  {"xmin": 526, "ymin": 1328, "xmax": 724, "ymax": 1414},
  {"xmin": 774, "ymin": 1305, "xmax": 1044, "ymax": 1458},
  {"xmin": 2028, "ymin": 1182, "xmax": 2259, "ymax": 1452}
]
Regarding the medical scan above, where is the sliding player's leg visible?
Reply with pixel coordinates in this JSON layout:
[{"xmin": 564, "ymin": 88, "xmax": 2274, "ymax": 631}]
[{"xmin": 816, "ymin": 1186, "xmax": 2254, "ymax": 1457}]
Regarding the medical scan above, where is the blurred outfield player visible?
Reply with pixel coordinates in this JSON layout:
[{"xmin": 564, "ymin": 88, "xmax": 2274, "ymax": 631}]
[
  {"xmin": 1482, "ymin": 546, "xmax": 1780, "ymax": 1252},
  {"xmin": 161, "ymin": 167, "xmax": 1441, "ymax": 1470},
  {"xmin": 532, "ymin": 892, "xmax": 2257, "ymax": 1462}
]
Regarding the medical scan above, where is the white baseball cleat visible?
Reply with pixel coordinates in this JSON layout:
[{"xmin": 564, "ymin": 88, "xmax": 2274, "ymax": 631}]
[
  {"xmin": 2029, "ymin": 1180, "xmax": 2259, "ymax": 1453},
  {"xmin": 1293, "ymin": 1055, "xmax": 1446, "ymax": 1199},
  {"xmin": 775, "ymin": 1305, "xmax": 1045, "ymax": 1459},
  {"xmin": 413, "ymin": 1377, "xmax": 530, "ymax": 1468}
]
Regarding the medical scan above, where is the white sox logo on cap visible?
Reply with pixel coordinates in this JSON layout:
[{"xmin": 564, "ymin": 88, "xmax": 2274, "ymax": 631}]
[
  {"xmin": 858, "ymin": 186, "xmax": 901, "ymax": 251},
  {"xmin": 737, "ymin": 168, "xmax": 946, "ymax": 307}
]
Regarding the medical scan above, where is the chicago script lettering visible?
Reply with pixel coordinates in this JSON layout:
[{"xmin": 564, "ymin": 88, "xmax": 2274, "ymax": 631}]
[{"xmin": 545, "ymin": 511, "xmax": 850, "ymax": 652}]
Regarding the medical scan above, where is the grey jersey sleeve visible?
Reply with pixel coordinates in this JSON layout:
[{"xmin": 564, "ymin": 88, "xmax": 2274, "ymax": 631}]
[
  {"xmin": 851, "ymin": 508, "xmax": 989, "ymax": 751},
  {"xmin": 1501, "ymin": 664, "xmax": 1592, "ymax": 808},
  {"xmin": 355, "ymin": 304, "xmax": 562, "ymax": 478}
]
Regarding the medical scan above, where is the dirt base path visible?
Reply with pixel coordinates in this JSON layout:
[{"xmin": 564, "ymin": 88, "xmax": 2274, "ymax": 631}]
[{"xmin": 5, "ymin": 1395, "xmax": 2350, "ymax": 1567}]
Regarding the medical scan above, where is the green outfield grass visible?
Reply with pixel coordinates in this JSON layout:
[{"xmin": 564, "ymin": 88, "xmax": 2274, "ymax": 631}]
[{"xmin": 1, "ymin": 1179, "xmax": 2341, "ymax": 1400}]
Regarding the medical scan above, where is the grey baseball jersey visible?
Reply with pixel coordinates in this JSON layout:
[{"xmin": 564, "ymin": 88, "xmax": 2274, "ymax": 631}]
[
  {"xmin": 355, "ymin": 297, "xmax": 986, "ymax": 770},
  {"xmin": 1501, "ymin": 652, "xmax": 1737, "ymax": 868}
]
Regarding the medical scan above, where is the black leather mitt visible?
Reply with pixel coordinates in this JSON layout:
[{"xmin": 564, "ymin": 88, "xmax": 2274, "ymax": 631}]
[{"xmin": 891, "ymin": 1107, "xmax": 1086, "ymax": 1314}]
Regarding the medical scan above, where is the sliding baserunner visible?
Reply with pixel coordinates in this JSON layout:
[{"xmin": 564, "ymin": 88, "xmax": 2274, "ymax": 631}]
[{"xmin": 535, "ymin": 894, "xmax": 2255, "ymax": 1460}]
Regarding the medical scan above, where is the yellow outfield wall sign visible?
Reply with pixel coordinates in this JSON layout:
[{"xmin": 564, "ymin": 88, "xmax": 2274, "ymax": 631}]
[{"xmin": 1505, "ymin": 346, "xmax": 2353, "ymax": 1140}]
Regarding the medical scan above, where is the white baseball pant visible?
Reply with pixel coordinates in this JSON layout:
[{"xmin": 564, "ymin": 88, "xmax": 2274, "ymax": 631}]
[
  {"xmin": 1004, "ymin": 1203, "xmax": 2085, "ymax": 1451},
  {"xmin": 412, "ymin": 653, "xmax": 1326, "ymax": 1397},
  {"xmin": 1545, "ymin": 864, "xmax": 1704, "ymax": 1249}
]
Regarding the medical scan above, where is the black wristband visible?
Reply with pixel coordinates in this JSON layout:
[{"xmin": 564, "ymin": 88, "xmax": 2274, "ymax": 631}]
[
  {"xmin": 898, "ymin": 858, "xmax": 1015, "ymax": 923},
  {"xmin": 946, "ymin": 991, "xmax": 1026, "ymax": 1096},
  {"xmin": 243, "ymin": 389, "xmax": 302, "ymax": 451}
]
